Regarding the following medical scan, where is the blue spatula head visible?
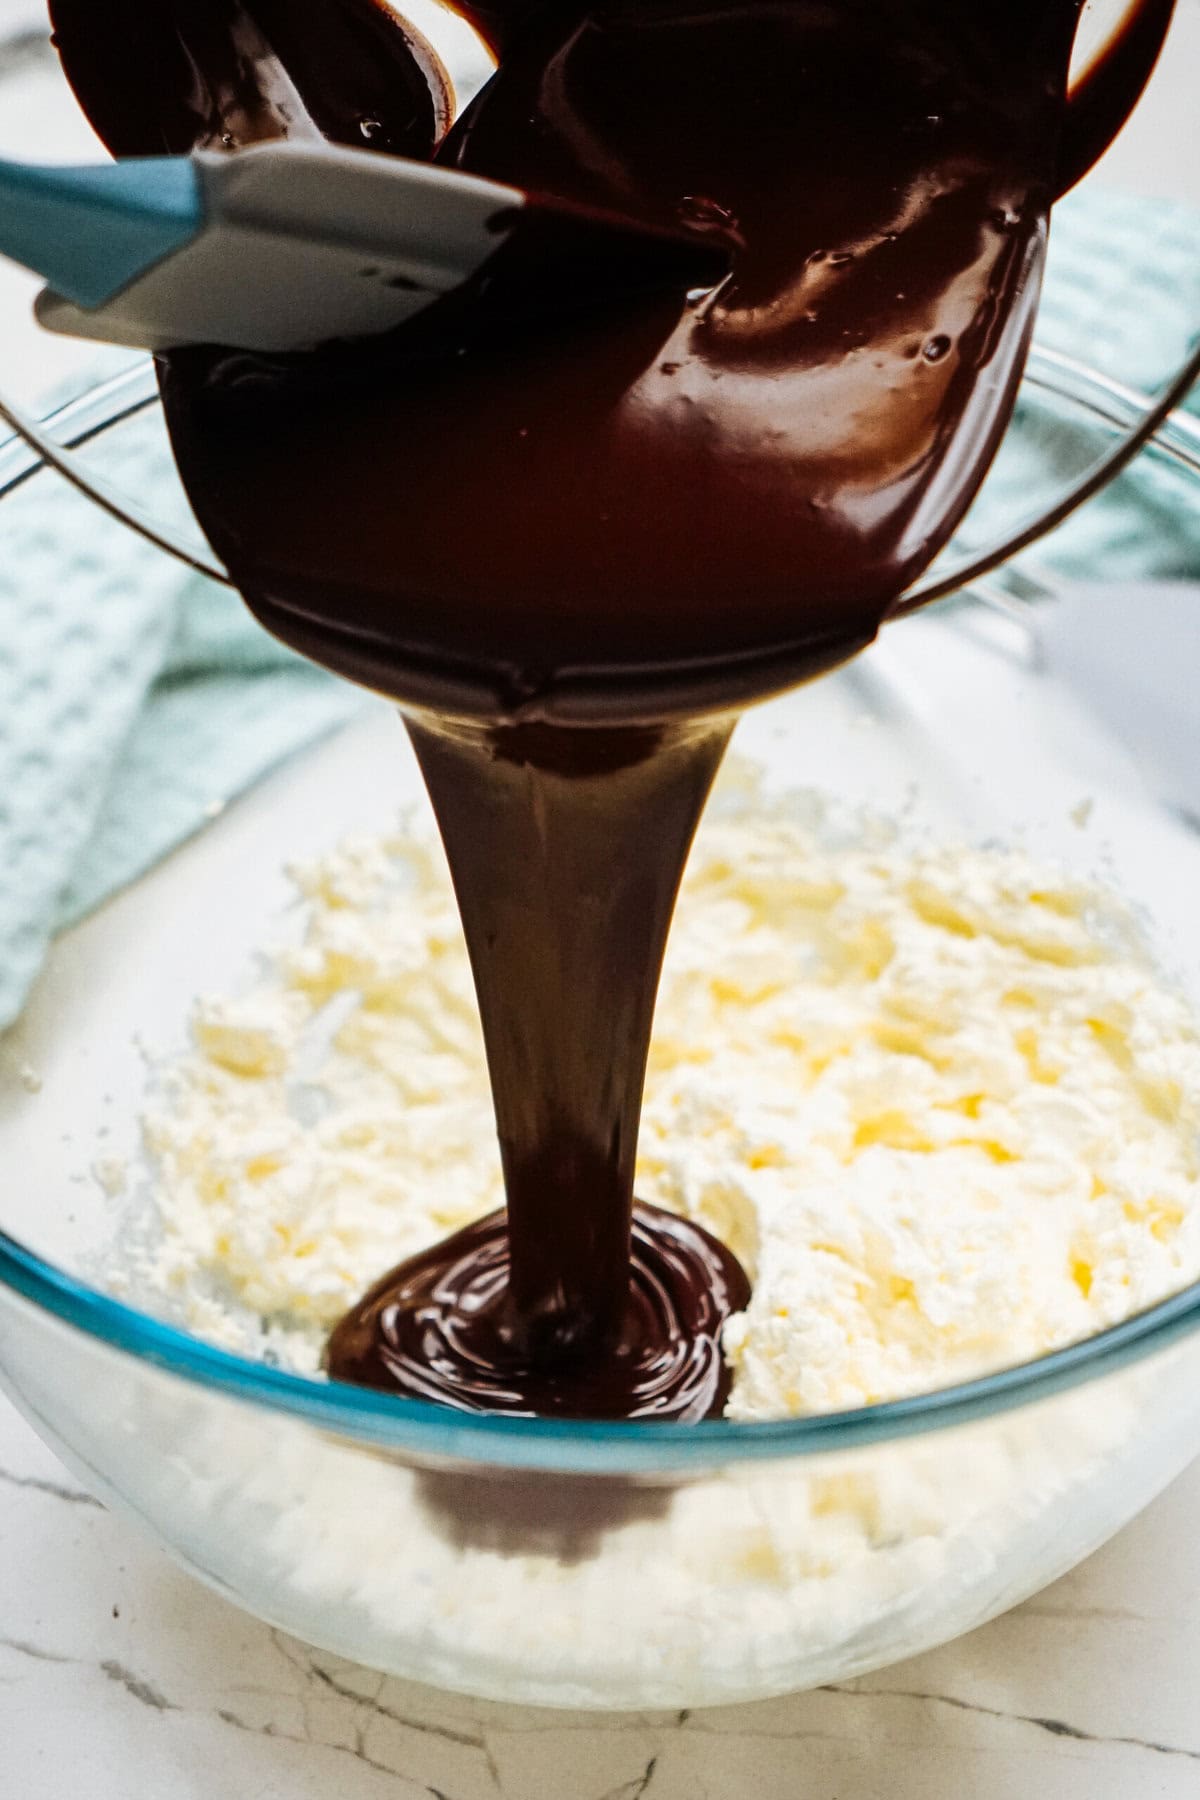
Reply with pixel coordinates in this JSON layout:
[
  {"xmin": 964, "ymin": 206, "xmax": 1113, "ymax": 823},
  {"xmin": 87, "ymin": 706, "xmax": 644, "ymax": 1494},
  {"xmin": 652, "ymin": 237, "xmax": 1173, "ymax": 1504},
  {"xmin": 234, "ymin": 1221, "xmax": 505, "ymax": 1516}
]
[{"xmin": 0, "ymin": 154, "xmax": 201, "ymax": 307}]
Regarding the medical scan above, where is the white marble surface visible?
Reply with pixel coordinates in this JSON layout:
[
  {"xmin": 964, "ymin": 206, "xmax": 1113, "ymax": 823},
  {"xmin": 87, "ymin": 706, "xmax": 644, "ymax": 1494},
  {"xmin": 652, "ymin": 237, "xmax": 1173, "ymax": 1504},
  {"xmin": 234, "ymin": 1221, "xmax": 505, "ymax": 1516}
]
[
  {"xmin": 3, "ymin": 8, "xmax": 1200, "ymax": 1798},
  {"xmin": 3, "ymin": 1390, "xmax": 1200, "ymax": 1799}
]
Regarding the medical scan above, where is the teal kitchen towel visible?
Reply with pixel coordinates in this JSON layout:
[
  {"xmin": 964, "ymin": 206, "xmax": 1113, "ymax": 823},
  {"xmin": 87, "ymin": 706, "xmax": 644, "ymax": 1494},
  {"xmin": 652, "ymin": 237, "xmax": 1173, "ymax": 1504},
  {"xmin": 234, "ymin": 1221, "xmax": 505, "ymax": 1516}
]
[
  {"xmin": 0, "ymin": 182, "xmax": 1197, "ymax": 1031},
  {"xmin": 956, "ymin": 185, "xmax": 1200, "ymax": 582},
  {"xmin": 0, "ymin": 431, "xmax": 367, "ymax": 1031}
]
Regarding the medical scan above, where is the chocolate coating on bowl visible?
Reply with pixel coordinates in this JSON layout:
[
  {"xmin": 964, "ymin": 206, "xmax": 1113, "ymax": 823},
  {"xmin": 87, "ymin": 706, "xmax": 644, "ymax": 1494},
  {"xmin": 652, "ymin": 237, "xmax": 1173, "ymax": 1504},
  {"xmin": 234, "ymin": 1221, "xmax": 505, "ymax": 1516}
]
[{"xmin": 52, "ymin": 0, "xmax": 1083, "ymax": 716}]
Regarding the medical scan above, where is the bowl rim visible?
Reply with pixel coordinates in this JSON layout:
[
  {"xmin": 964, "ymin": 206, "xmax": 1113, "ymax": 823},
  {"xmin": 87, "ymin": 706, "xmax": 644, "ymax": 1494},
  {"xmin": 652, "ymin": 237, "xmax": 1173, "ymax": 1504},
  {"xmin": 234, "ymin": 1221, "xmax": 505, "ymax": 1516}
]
[
  {"xmin": 4, "ymin": 1227, "xmax": 1200, "ymax": 1472},
  {"xmin": 2, "ymin": 363, "xmax": 1200, "ymax": 1475}
]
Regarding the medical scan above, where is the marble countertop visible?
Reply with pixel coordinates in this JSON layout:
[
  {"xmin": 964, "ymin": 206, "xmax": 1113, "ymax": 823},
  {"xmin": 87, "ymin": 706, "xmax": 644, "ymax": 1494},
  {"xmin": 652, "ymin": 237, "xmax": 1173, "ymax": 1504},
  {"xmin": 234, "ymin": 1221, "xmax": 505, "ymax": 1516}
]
[
  {"xmin": 3, "ymin": 10, "xmax": 1200, "ymax": 1798},
  {"xmin": 4, "ymin": 1390, "xmax": 1200, "ymax": 1799}
]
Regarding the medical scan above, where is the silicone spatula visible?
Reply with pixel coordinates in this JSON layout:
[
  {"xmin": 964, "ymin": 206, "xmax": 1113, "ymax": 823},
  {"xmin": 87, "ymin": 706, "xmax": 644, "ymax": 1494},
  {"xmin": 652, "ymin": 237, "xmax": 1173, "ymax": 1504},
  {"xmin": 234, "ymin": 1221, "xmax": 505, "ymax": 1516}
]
[{"xmin": 0, "ymin": 140, "xmax": 729, "ymax": 355}]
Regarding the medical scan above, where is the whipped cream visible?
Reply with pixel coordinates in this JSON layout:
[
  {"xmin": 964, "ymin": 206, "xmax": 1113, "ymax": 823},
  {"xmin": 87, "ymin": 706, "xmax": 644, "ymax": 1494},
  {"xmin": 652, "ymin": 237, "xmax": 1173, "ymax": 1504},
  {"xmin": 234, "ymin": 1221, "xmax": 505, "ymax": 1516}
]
[{"xmin": 125, "ymin": 762, "xmax": 1200, "ymax": 1415}]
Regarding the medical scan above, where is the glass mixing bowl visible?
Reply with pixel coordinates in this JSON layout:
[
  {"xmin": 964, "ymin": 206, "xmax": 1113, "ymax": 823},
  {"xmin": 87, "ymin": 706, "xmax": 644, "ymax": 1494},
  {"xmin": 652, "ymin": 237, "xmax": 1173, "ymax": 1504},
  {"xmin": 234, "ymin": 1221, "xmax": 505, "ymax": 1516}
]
[{"xmin": 0, "ymin": 347, "xmax": 1198, "ymax": 1711}]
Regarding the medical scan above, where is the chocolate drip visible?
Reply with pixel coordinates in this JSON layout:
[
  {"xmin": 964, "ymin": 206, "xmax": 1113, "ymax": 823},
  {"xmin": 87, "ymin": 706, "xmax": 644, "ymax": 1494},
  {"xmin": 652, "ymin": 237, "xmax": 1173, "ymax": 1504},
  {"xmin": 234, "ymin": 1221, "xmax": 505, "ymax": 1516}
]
[{"xmin": 406, "ymin": 717, "xmax": 731, "ymax": 1350}]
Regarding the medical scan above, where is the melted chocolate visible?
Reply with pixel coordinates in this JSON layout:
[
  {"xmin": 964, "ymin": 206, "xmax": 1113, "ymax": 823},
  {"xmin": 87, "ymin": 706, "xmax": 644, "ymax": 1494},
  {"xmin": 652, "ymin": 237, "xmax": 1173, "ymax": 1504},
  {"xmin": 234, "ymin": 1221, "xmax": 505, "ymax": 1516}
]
[
  {"xmin": 153, "ymin": 0, "xmax": 1071, "ymax": 721},
  {"xmin": 53, "ymin": 0, "xmax": 1091, "ymax": 716},
  {"xmin": 328, "ymin": 1202, "xmax": 750, "ymax": 1419},
  {"xmin": 49, "ymin": 0, "xmax": 1168, "ymax": 1420},
  {"xmin": 48, "ymin": 0, "xmax": 452, "ymax": 159}
]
